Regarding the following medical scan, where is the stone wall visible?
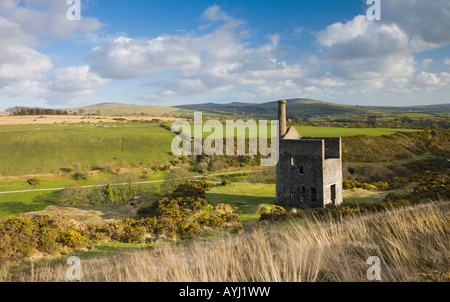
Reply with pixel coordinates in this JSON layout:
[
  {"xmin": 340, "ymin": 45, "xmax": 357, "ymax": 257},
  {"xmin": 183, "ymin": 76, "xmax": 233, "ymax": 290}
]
[{"xmin": 276, "ymin": 137, "xmax": 343, "ymax": 208}]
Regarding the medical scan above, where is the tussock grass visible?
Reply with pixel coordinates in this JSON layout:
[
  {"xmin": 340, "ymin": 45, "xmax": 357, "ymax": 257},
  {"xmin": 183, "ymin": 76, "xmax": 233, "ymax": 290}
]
[{"xmin": 2, "ymin": 202, "xmax": 448, "ymax": 282}]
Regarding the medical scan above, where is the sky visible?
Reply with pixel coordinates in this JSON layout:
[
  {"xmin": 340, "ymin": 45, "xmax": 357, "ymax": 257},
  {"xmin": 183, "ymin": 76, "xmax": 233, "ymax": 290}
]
[{"xmin": 0, "ymin": 0, "xmax": 450, "ymax": 109}]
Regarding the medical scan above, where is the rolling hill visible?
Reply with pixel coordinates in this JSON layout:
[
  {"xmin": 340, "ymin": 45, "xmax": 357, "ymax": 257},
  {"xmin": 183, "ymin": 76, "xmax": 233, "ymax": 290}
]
[
  {"xmin": 28, "ymin": 99, "xmax": 449, "ymax": 121},
  {"xmin": 175, "ymin": 98, "xmax": 450, "ymax": 119},
  {"xmin": 69, "ymin": 102, "xmax": 193, "ymax": 117}
]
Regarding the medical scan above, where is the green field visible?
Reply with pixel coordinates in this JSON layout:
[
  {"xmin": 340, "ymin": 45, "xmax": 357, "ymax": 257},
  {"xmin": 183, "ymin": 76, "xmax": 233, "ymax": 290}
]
[
  {"xmin": 180, "ymin": 122, "xmax": 420, "ymax": 138},
  {"xmin": 206, "ymin": 182, "xmax": 276, "ymax": 223},
  {"xmin": 0, "ymin": 123, "xmax": 176, "ymax": 176},
  {"xmin": 295, "ymin": 126, "xmax": 420, "ymax": 137}
]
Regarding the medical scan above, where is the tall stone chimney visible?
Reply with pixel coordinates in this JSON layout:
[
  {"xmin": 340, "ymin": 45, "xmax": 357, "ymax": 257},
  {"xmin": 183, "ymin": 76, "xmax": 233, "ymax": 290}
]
[{"xmin": 278, "ymin": 100, "xmax": 287, "ymax": 138}]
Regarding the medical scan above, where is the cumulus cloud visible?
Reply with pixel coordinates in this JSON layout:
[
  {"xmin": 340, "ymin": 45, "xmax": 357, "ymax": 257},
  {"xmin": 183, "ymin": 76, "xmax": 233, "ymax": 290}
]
[
  {"xmin": 42, "ymin": 65, "xmax": 110, "ymax": 105},
  {"xmin": 0, "ymin": 16, "xmax": 52, "ymax": 90},
  {"xmin": 311, "ymin": 0, "xmax": 450, "ymax": 101},
  {"xmin": 88, "ymin": 5, "xmax": 304, "ymax": 101},
  {"xmin": 0, "ymin": 0, "xmax": 104, "ymax": 105},
  {"xmin": 3, "ymin": 1, "xmax": 449, "ymax": 107},
  {"xmin": 316, "ymin": 15, "xmax": 434, "ymax": 61},
  {"xmin": 87, "ymin": 36, "xmax": 202, "ymax": 79},
  {"xmin": 1, "ymin": 0, "xmax": 102, "ymax": 43}
]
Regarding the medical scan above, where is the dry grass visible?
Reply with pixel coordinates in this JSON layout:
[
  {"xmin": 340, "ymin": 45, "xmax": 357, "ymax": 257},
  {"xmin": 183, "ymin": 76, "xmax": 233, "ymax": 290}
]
[
  {"xmin": 0, "ymin": 115, "xmax": 179, "ymax": 126},
  {"xmin": 2, "ymin": 202, "xmax": 448, "ymax": 282}
]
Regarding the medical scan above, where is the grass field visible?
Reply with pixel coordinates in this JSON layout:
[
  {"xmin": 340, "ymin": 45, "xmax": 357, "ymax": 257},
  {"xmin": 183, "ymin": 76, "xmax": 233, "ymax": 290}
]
[
  {"xmin": 181, "ymin": 122, "xmax": 421, "ymax": 138},
  {"xmin": 0, "ymin": 123, "xmax": 176, "ymax": 176},
  {"xmin": 0, "ymin": 121, "xmax": 420, "ymax": 177},
  {"xmin": 294, "ymin": 126, "xmax": 420, "ymax": 137},
  {"xmin": 206, "ymin": 182, "xmax": 277, "ymax": 223}
]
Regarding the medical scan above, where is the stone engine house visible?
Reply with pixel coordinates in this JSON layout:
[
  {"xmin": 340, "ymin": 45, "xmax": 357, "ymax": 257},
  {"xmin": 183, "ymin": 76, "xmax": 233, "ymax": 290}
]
[{"xmin": 275, "ymin": 100, "xmax": 343, "ymax": 208}]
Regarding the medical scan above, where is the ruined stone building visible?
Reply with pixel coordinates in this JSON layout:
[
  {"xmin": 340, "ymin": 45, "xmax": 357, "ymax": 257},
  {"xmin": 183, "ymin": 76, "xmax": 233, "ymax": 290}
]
[{"xmin": 276, "ymin": 100, "xmax": 343, "ymax": 208}]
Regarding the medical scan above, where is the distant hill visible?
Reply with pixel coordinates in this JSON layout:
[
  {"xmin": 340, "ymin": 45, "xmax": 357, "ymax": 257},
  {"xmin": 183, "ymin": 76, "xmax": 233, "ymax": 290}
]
[
  {"xmin": 365, "ymin": 104, "xmax": 450, "ymax": 115},
  {"xmin": 69, "ymin": 102, "xmax": 192, "ymax": 116},
  {"xmin": 67, "ymin": 99, "xmax": 450, "ymax": 120},
  {"xmin": 175, "ymin": 99, "xmax": 450, "ymax": 119}
]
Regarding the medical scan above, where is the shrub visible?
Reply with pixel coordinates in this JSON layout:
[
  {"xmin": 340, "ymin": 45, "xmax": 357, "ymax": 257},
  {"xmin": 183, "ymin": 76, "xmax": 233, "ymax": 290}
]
[
  {"xmin": 58, "ymin": 230, "xmax": 87, "ymax": 249},
  {"xmin": 222, "ymin": 179, "xmax": 232, "ymax": 186},
  {"xmin": 37, "ymin": 227, "xmax": 60, "ymax": 254},
  {"xmin": 0, "ymin": 217, "xmax": 36, "ymax": 259},
  {"xmin": 171, "ymin": 181, "xmax": 207, "ymax": 198},
  {"xmin": 348, "ymin": 167, "xmax": 358, "ymax": 175},
  {"xmin": 259, "ymin": 206, "xmax": 288, "ymax": 222},
  {"xmin": 178, "ymin": 222, "xmax": 203, "ymax": 239},
  {"xmin": 27, "ymin": 178, "xmax": 41, "ymax": 186},
  {"xmin": 220, "ymin": 213, "xmax": 241, "ymax": 224},
  {"xmin": 57, "ymin": 185, "xmax": 90, "ymax": 206},
  {"xmin": 119, "ymin": 224, "xmax": 146, "ymax": 243},
  {"xmin": 198, "ymin": 214, "xmax": 224, "ymax": 228},
  {"xmin": 331, "ymin": 206, "xmax": 361, "ymax": 217},
  {"xmin": 72, "ymin": 172, "xmax": 88, "ymax": 180},
  {"xmin": 215, "ymin": 203, "xmax": 233, "ymax": 214}
]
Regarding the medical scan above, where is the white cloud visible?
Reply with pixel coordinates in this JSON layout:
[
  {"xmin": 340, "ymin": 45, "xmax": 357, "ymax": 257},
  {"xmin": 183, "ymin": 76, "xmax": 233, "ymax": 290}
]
[
  {"xmin": 88, "ymin": 5, "xmax": 305, "ymax": 101},
  {"xmin": 42, "ymin": 65, "xmax": 110, "ymax": 105},
  {"xmin": 0, "ymin": 16, "xmax": 52, "ymax": 89},
  {"xmin": 201, "ymin": 4, "xmax": 234, "ymax": 23},
  {"xmin": 331, "ymin": 55, "xmax": 417, "ymax": 81},
  {"xmin": 0, "ymin": 45, "xmax": 53, "ymax": 84},
  {"xmin": 87, "ymin": 35, "xmax": 202, "ymax": 79},
  {"xmin": 1, "ymin": 0, "xmax": 102, "ymax": 43},
  {"xmin": 316, "ymin": 15, "xmax": 434, "ymax": 61},
  {"xmin": 310, "ymin": 0, "xmax": 450, "ymax": 103},
  {"xmin": 444, "ymin": 58, "xmax": 450, "ymax": 66},
  {"xmin": 0, "ymin": 0, "xmax": 105, "ymax": 105}
]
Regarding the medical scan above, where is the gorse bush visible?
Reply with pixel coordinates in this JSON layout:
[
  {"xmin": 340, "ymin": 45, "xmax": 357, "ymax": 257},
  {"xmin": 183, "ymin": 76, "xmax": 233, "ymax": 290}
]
[
  {"xmin": 222, "ymin": 179, "xmax": 232, "ymax": 186},
  {"xmin": 1, "ymin": 176, "xmax": 235, "ymax": 261},
  {"xmin": 0, "ymin": 215, "xmax": 90, "ymax": 260},
  {"xmin": 198, "ymin": 214, "xmax": 224, "ymax": 228},
  {"xmin": 58, "ymin": 230, "xmax": 87, "ymax": 249},
  {"xmin": 382, "ymin": 172, "xmax": 449, "ymax": 204},
  {"xmin": 27, "ymin": 178, "xmax": 41, "ymax": 186},
  {"xmin": 135, "ymin": 180, "xmax": 241, "ymax": 239}
]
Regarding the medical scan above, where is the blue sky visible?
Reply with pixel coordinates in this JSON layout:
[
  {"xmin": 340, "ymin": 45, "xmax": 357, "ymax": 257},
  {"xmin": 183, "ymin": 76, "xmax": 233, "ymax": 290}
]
[{"xmin": 0, "ymin": 0, "xmax": 449, "ymax": 109}]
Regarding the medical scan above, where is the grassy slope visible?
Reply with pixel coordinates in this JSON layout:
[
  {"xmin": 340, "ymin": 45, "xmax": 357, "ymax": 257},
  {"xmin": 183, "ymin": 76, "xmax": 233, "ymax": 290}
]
[
  {"xmin": 295, "ymin": 126, "xmax": 419, "ymax": 137},
  {"xmin": 176, "ymin": 98, "xmax": 450, "ymax": 118},
  {"xmin": 0, "ymin": 123, "xmax": 175, "ymax": 176},
  {"xmin": 70, "ymin": 103, "xmax": 192, "ymax": 116},
  {"xmin": 177, "ymin": 99, "xmax": 375, "ymax": 119},
  {"xmin": 5, "ymin": 202, "xmax": 448, "ymax": 282},
  {"xmin": 342, "ymin": 129, "xmax": 450, "ymax": 162}
]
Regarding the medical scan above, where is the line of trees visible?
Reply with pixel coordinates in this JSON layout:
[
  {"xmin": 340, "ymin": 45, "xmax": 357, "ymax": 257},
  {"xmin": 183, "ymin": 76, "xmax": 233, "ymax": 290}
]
[{"xmin": 8, "ymin": 107, "xmax": 70, "ymax": 116}]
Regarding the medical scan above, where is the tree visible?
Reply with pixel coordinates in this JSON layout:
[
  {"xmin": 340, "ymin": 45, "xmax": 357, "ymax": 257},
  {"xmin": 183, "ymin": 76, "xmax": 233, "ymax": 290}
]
[{"xmin": 103, "ymin": 184, "xmax": 115, "ymax": 204}]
